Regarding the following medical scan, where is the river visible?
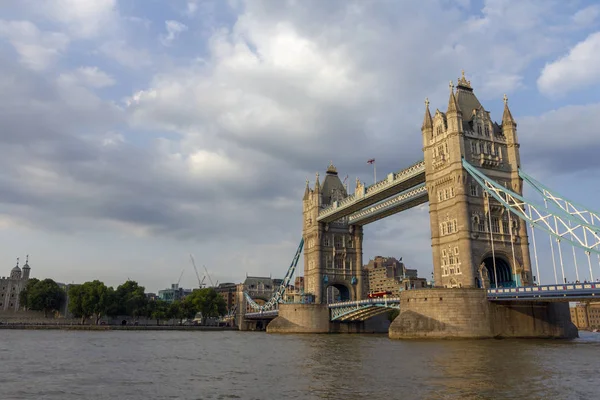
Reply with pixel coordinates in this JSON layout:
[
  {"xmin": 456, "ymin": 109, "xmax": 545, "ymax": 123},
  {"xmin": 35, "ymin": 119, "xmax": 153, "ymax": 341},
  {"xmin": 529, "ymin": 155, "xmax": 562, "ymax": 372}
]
[{"xmin": 0, "ymin": 330, "xmax": 598, "ymax": 399}]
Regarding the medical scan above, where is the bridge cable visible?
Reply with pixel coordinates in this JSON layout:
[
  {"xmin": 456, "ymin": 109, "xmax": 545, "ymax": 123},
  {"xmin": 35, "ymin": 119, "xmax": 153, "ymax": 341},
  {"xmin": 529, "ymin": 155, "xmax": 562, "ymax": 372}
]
[
  {"xmin": 543, "ymin": 198, "xmax": 559, "ymax": 284},
  {"xmin": 568, "ymin": 219, "xmax": 580, "ymax": 282},
  {"xmin": 485, "ymin": 193, "xmax": 499, "ymax": 288},
  {"xmin": 554, "ymin": 215, "xmax": 566, "ymax": 284},
  {"xmin": 528, "ymin": 206, "xmax": 542, "ymax": 285},
  {"xmin": 507, "ymin": 207, "xmax": 519, "ymax": 286}
]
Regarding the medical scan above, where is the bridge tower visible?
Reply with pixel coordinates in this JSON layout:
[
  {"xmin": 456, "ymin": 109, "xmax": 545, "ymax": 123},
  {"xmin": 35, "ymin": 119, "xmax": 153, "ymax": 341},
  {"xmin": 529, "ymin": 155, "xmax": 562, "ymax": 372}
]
[
  {"xmin": 302, "ymin": 163, "xmax": 365, "ymax": 304},
  {"xmin": 423, "ymin": 72, "xmax": 533, "ymax": 289}
]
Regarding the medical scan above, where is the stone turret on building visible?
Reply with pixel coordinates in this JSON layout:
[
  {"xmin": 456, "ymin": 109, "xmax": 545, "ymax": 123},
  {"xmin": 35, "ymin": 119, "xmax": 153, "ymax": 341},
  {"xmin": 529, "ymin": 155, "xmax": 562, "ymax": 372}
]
[{"xmin": 1, "ymin": 256, "xmax": 32, "ymax": 311}]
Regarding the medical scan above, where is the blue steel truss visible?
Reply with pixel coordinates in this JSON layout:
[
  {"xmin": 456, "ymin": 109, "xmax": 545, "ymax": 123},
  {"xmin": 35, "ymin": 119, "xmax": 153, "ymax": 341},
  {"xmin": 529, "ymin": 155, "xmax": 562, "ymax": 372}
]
[
  {"xmin": 244, "ymin": 238, "xmax": 304, "ymax": 312},
  {"xmin": 462, "ymin": 159, "xmax": 600, "ymax": 255},
  {"xmin": 329, "ymin": 298, "xmax": 400, "ymax": 321},
  {"xmin": 519, "ymin": 168, "xmax": 600, "ymax": 226}
]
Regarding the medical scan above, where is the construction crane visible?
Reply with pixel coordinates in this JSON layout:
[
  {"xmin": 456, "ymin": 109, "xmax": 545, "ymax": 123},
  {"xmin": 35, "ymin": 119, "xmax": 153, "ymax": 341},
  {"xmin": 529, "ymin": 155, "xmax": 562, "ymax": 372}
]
[
  {"xmin": 176, "ymin": 268, "xmax": 185, "ymax": 286},
  {"xmin": 190, "ymin": 254, "xmax": 213, "ymax": 288}
]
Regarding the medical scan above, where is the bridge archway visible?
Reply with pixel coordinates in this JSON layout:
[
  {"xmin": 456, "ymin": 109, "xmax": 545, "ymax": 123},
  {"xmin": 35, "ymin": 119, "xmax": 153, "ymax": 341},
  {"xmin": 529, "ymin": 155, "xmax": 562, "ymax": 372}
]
[
  {"xmin": 326, "ymin": 283, "xmax": 351, "ymax": 303},
  {"xmin": 481, "ymin": 255, "xmax": 514, "ymax": 288}
]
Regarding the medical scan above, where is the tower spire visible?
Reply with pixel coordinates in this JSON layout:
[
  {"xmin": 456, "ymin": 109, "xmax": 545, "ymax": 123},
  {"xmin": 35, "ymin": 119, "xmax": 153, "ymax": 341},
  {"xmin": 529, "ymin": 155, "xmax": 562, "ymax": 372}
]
[
  {"xmin": 303, "ymin": 179, "xmax": 310, "ymax": 200},
  {"xmin": 447, "ymin": 81, "xmax": 461, "ymax": 114},
  {"xmin": 502, "ymin": 94, "xmax": 516, "ymax": 127},
  {"xmin": 16, "ymin": 257, "xmax": 19, "ymax": 267},
  {"xmin": 422, "ymin": 97, "xmax": 433, "ymax": 130}
]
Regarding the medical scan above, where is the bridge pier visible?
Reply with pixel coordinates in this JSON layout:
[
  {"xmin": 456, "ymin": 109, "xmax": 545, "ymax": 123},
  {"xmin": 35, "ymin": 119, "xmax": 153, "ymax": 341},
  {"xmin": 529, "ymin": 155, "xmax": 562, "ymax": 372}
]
[{"xmin": 389, "ymin": 288, "xmax": 577, "ymax": 339}]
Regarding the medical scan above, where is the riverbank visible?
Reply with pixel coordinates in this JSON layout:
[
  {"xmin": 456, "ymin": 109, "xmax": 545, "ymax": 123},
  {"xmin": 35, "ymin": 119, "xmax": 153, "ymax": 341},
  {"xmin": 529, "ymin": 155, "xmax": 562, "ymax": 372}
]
[{"xmin": 0, "ymin": 324, "xmax": 238, "ymax": 331}]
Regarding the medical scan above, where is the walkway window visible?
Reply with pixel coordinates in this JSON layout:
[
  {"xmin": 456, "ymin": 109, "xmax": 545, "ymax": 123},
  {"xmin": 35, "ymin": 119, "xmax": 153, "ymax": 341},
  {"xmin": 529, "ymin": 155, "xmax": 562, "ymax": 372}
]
[{"xmin": 492, "ymin": 217, "xmax": 500, "ymax": 233}]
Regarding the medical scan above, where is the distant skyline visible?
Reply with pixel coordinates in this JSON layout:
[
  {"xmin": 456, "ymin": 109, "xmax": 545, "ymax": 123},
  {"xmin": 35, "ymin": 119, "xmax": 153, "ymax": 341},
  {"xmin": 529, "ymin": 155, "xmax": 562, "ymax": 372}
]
[{"xmin": 2, "ymin": 0, "xmax": 600, "ymax": 293}]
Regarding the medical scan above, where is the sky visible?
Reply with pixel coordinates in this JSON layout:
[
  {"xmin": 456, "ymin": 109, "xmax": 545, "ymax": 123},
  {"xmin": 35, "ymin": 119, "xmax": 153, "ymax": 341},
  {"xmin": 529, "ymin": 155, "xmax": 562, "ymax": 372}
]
[{"xmin": 1, "ymin": 0, "xmax": 600, "ymax": 292}]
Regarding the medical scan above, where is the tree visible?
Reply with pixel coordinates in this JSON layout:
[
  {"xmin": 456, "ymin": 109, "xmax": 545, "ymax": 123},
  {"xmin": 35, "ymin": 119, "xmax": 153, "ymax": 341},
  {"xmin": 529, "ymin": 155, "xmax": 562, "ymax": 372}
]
[
  {"xmin": 68, "ymin": 284, "xmax": 87, "ymax": 323},
  {"xmin": 18, "ymin": 278, "xmax": 40, "ymax": 310},
  {"xmin": 184, "ymin": 288, "xmax": 227, "ymax": 324},
  {"xmin": 115, "ymin": 280, "xmax": 148, "ymax": 319},
  {"xmin": 81, "ymin": 280, "xmax": 110, "ymax": 325},
  {"xmin": 148, "ymin": 299, "xmax": 169, "ymax": 325},
  {"xmin": 26, "ymin": 279, "xmax": 65, "ymax": 317}
]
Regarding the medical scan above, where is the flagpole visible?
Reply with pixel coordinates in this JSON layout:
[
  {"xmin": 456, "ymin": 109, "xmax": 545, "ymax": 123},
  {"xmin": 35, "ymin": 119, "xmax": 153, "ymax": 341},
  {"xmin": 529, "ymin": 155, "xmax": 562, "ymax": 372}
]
[{"xmin": 374, "ymin": 161, "xmax": 376, "ymax": 184}]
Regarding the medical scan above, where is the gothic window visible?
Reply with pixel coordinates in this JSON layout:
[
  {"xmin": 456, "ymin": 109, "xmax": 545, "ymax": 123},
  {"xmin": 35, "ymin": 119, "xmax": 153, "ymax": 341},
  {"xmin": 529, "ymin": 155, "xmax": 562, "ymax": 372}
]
[
  {"xmin": 450, "ymin": 187, "xmax": 455, "ymax": 197},
  {"xmin": 335, "ymin": 255, "xmax": 344, "ymax": 269},
  {"xmin": 470, "ymin": 141, "xmax": 477, "ymax": 154},
  {"xmin": 491, "ymin": 217, "xmax": 500, "ymax": 233},
  {"xmin": 438, "ymin": 191, "xmax": 443, "ymax": 202},
  {"xmin": 442, "ymin": 249, "xmax": 447, "ymax": 257},
  {"xmin": 445, "ymin": 143, "xmax": 448, "ymax": 154},
  {"xmin": 477, "ymin": 142, "xmax": 482, "ymax": 153},
  {"xmin": 454, "ymin": 247, "xmax": 459, "ymax": 255},
  {"xmin": 490, "ymin": 143, "xmax": 495, "ymax": 155},
  {"xmin": 438, "ymin": 145, "xmax": 445, "ymax": 159},
  {"xmin": 334, "ymin": 236, "xmax": 342, "ymax": 248},
  {"xmin": 456, "ymin": 267, "xmax": 461, "ymax": 274},
  {"xmin": 437, "ymin": 126, "xmax": 442, "ymax": 135},
  {"xmin": 444, "ymin": 189, "xmax": 448, "ymax": 199},
  {"xmin": 449, "ymin": 254, "xmax": 455, "ymax": 264},
  {"xmin": 452, "ymin": 220, "xmax": 457, "ymax": 232},
  {"xmin": 347, "ymin": 237, "xmax": 353, "ymax": 248},
  {"xmin": 470, "ymin": 184, "xmax": 478, "ymax": 197},
  {"xmin": 477, "ymin": 124, "xmax": 482, "ymax": 135},
  {"xmin": 486, "ymin": 143, "xmax": 492, "ymax": 154},
  {"xmin": 324, "ymin": 236, "xmax": 330, "ymax": 247},
  {"xmin": 478, "ymin": 217, "xmax": 486, "ymax": 232},
  {"xmin": 484, "ymin": 125, "xmax": 490, "ymax": 136},
  {"xmin": 502, "ymin": 219, "xmax": 509, "ymax": 235},
  {"xmin": 346, "ymin": 259, "xmax": 352, "ymax": 270},
  {"xmin": 497, "ymin": 147, "xmax": 503, "ymax": 160},
  {"xmin": 482, "ymin": 143, "xmax": 488, "ymax": 154},
  {"xmin": 325, "ymin": 255, "xmax": 331, "ymax": 267}
]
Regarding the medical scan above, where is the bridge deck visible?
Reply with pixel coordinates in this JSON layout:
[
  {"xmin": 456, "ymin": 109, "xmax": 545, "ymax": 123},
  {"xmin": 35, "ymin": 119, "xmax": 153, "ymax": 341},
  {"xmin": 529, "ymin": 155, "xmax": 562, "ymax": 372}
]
[{"xmin": 487, "ymin": 283, "xmax": 600, "ymax": 301}]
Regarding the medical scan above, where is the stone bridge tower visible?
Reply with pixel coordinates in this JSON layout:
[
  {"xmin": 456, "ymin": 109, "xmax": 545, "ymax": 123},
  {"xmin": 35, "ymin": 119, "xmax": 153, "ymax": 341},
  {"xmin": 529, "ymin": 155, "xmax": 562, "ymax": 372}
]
[
  {"xmin": 423, "ymin": 72, "xmax": 533, "ymax": 289},
  {"xmin": 302, "ymin": 163, "xmax": 365, "ymax": 304}
]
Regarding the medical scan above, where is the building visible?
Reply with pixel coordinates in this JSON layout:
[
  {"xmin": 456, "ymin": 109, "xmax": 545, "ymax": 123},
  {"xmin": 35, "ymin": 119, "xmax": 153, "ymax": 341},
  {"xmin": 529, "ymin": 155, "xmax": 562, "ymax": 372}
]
[
  {"xmin": 423, "ymin": 73, "xmax": 532, "ymax": 289},
  {"xmin": 570, "ymin": 302, "xmax": 600, "ymax": 330},
  {"xmin": 363, "ymin": 256, "xmax": 427, "ymax": 297},
  {"xmin": 158, "ymin": 283, "xmax": 193, "ymax": 303},
  {"xmin": 0, "ymin": 256, "xmax": 31, "ymax": 311},
  {"xmin": 214, "ymin": 282, "xmax": 237, "ymax": 312}
]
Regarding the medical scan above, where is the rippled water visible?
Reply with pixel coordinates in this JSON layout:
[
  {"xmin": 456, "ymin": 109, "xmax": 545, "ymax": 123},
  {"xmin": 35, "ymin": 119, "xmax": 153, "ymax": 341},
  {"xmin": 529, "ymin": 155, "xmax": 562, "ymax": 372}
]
[{"xmin": 0, "ymin": 329, "xmax": 598, "ymax": 399}]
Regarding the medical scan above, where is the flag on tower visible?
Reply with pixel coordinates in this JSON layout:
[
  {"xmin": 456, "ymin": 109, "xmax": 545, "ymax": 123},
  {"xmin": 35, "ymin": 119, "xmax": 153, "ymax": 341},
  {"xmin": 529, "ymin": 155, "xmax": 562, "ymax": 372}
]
[{"xmin": 367, "ymin": 158, "xmax": 375, "ymax": 164}]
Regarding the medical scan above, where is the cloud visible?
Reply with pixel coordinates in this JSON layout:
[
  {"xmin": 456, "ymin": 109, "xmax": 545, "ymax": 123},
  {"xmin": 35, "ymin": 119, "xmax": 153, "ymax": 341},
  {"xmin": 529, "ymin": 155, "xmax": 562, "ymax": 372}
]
[
  {"xmin": 571, "ymin": 5, "xmax": 600, "ymax": 27},
  {"xmin": 28, "ymin": 0, "xmax": 118, "ymax": 39},
  {"xmin": 98, "ymin": 40, "xmax": 153, "ymax": 69},
  {"xmin": 537, "ymin": 32, "xmax": 600, "ymax": 96},
  {"xmin": 160, "ymin": 20, "xmax": 188, "ymax": 46},
  {"xmin": 520, "ymin": 102, "xmax": 600, "ymax": 174},
  {"xmin": 0, "ymin": 20, "xmax": 69, "ymax": 71},
  {"xmin": 58, "ymin": 66, "xmax": 116, "ymax": 88}
]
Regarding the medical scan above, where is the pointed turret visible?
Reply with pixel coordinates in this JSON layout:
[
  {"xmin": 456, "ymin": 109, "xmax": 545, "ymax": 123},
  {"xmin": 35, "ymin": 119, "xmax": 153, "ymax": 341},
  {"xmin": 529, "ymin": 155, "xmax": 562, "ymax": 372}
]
[
  {"xmin": 22, "ymin": 254, "xmax": 31, "ymax": 280},
  {"xmin": 422, "ymin": 98, "xmax": 433, "ymax": 130},
  {"xmin": 502, "ymin": 94, "xmax": 516, "ymax": 128},
  {"xmin": 314, "ymin": 172, "xmax": 320, "ymax": 193},
  {"xmin": 303, "ymin": 179, "xmax": 310, "ymax": 200},
  {"xmin": 447, "ymin": 81, "xmax": 461, "ymax": 115}
]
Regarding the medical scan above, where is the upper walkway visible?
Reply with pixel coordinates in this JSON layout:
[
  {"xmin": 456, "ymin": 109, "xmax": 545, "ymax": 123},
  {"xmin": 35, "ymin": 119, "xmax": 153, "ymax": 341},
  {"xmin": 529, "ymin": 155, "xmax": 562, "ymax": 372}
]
[{"xmin": 317, "ymin": 160, "xmax": 425, "ymax": 223}]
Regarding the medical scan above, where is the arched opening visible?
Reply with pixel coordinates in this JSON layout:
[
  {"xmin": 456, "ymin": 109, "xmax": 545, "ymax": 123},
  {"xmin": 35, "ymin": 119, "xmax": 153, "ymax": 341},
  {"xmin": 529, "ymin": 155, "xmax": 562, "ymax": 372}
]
[
  {"xmin": 482, "ymin": 256, "xmax": 514, "ymax": 288},
  {"xmin": 326, "ymin": 283, "xmax": 351, "ymax": 303}
]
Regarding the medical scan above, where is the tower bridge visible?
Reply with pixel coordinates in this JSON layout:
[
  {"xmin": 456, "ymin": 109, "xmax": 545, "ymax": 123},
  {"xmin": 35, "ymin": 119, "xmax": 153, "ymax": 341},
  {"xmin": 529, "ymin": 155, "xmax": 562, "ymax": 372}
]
[{"xmin": 239, "ymin": 71, "xmax": 600, "ymax": 338}]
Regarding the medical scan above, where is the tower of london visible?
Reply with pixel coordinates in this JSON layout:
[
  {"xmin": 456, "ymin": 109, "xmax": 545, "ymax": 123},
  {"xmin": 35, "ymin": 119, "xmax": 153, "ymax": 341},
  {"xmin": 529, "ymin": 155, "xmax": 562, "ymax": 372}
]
[{"xmin": 0, "ymin": 256, "xmax": 31, "ymax": 311}]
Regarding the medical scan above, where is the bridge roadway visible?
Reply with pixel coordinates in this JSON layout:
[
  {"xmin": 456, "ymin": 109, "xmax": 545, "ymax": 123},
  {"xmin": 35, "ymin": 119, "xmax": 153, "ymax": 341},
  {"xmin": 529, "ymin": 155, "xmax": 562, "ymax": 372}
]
[
  {"xmin": 244, "ymin": 284, "xmax": 600, "ymax": 321},
  {"xmin": 317, "ymin": 160, "xmax": 425, "ymax": 224}
]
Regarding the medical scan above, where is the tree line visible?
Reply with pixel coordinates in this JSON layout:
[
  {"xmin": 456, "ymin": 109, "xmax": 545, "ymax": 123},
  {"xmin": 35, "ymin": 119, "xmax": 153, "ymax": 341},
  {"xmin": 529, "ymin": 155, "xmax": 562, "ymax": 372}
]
[{"xmin": 19, "ymin": 278, "xmax": 228, "ymax": 325}]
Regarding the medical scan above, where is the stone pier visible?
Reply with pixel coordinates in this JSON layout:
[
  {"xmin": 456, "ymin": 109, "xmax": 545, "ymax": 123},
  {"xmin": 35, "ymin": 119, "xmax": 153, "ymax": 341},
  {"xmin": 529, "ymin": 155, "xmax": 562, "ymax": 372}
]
[
  {"xmin": 266, "ymin": 303, "xmax": 390, "ymax": 334},
  {"xmin": 388, "ymin": 288, "xmax": 578, "ymax": 339}
]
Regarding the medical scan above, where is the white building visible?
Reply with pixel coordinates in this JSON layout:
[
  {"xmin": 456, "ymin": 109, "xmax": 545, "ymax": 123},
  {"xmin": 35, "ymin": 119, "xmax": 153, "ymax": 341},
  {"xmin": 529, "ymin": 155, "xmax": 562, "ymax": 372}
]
[{"xmin": 0, "ymin": 256, "xmax": 31, "ymax": 310}]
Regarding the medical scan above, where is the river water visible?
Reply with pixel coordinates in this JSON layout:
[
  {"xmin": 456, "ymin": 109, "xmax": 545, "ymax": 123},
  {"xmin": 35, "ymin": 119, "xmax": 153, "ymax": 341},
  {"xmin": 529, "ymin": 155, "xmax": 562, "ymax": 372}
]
[{"xmin": 0, "ymin": 330, "xmax": 598, "ymax": 400}]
